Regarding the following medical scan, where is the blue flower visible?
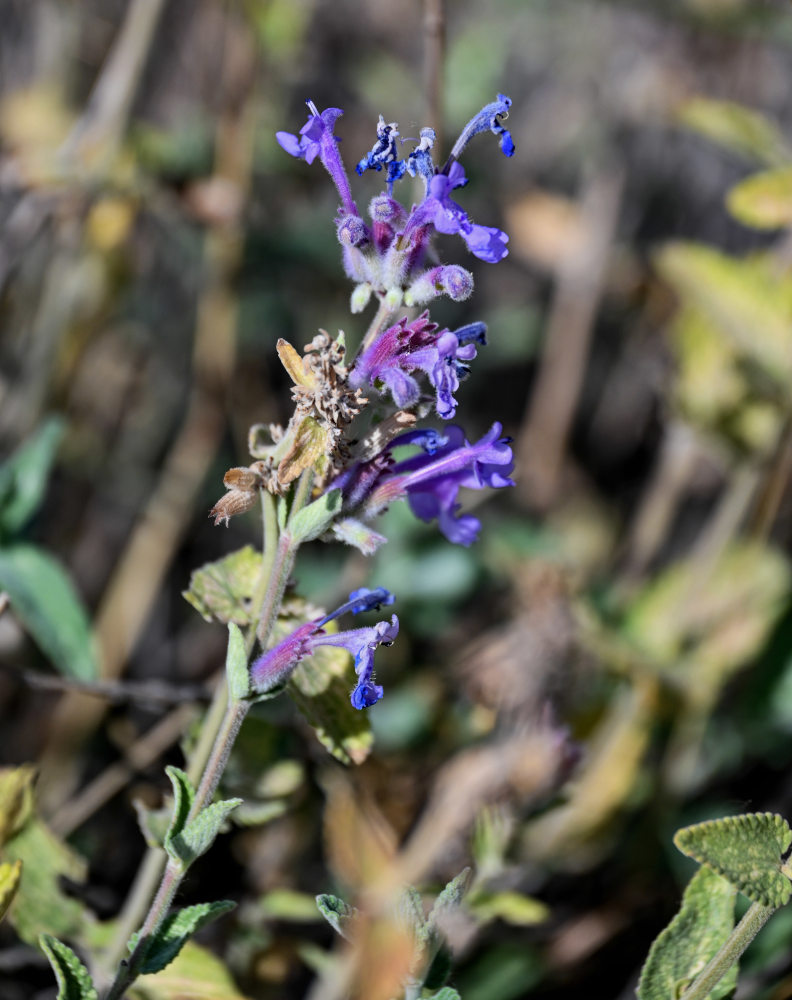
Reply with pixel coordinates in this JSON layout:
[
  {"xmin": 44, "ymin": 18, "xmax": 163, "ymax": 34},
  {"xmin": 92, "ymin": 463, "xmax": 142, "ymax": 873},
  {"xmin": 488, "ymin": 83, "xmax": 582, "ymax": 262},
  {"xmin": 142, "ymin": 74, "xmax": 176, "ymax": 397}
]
[
  {"xmin": 349, "ymin": 313, "xmax": 486, "ymax": 419},
  {"xmin": 276, "ymin": 101, "xmax": 357, "ymax": 217},
  {"xmin": 447, "ymin": 93, "xmax": 515, "ymax": 161},
  {"xmin": 250, "ymin": 589, "xmax": 398, "ymax": 709},
  {"xmin": 356, "ymin": 115, "xmax": 407, "ymax": 189},
  {"xmin": 369, "ymin": 423, "xmax": 515, "ymax": 545}
]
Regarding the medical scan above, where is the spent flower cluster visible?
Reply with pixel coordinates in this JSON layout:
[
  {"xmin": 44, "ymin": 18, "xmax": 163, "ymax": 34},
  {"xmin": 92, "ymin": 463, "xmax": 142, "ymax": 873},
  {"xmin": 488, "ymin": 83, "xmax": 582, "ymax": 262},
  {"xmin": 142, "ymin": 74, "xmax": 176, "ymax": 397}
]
[{"xmin": 211, "ymin": 94, "xmax": 517, "ymax": 710}]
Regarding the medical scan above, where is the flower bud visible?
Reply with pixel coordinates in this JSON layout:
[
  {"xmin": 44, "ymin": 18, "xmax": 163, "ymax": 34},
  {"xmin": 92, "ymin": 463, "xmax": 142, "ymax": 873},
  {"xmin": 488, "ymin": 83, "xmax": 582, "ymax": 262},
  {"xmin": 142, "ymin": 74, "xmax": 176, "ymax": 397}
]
[
  {"xmin": 441, "ymin": 265, "xmax": 474, "ymax": 301},
  {"xmin": 336, "ymin": 215, "xmax": 369, "ymax": 247},
  {"xmin": 369, "ymin": 194, "xmax": 405, "ymax": 225}
]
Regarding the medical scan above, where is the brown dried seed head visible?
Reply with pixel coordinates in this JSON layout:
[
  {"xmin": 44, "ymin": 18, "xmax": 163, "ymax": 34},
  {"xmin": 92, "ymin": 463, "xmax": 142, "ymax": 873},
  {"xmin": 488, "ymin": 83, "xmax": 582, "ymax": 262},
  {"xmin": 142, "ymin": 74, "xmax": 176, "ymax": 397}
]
[
  {"xmin": 222, "ymin": 466, "xmax": 261, "ymax": 491},
  {"xmin": 209, "ymin": 489, "xmax": 257, "ymax": 526}
]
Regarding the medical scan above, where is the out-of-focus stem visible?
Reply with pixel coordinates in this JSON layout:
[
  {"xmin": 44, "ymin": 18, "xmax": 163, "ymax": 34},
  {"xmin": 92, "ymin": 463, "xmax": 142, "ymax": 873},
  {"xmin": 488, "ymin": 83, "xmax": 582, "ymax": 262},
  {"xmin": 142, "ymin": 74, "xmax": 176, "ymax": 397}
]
[
  {"xmin": 423, "ymin": 0, "xmax": 445, "ymax": 149},
  {"xmin": 361, "ymin": 297, "xmax": 396, "ymax": 352}
]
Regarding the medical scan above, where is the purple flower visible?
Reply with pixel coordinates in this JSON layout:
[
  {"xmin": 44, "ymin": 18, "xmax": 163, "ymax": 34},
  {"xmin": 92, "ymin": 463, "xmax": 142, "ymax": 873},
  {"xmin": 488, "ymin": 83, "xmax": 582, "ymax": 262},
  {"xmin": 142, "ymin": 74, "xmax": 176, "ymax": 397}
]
[
  {"xmin": 448, "ymin": 93, "xmax": 515, "ymax": 161},
  {"xmin": 250, "ymin": 588, "xmax": 397, "ymax": 709},
  {"xmin": 370, "ymin": 423, "xmax": 515, "ymax": 545},
  {"xmin": 349, "ymin": 313, "xmax": 486, "ymax": 419},
  {"xmin": 402, "ymin": 161, "xmax": 509, "ymax": 263},
  {"xmin": 276, "ymin": 101, "xmax": 357, "ymax": 217}
]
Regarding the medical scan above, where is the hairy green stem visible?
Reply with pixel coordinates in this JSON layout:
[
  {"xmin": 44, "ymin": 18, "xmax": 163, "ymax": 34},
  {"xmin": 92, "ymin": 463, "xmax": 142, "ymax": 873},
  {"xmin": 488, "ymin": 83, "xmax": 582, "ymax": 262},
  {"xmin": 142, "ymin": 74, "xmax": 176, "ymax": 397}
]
[
  {"xmin": 680, "ymin": 901, "xmax": 775, "ymax": 1000},
  {"xmin": 104, "ymin": 486, "xmax": 305, "ymax": 999}
]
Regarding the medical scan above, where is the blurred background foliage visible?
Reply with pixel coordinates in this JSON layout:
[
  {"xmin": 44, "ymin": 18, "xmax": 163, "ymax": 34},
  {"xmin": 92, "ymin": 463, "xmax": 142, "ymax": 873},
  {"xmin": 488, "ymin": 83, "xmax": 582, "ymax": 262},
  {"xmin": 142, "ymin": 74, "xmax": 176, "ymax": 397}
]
[{"xmin": 4, "ymin": 0, "xmax": 792, "ymax": 997}]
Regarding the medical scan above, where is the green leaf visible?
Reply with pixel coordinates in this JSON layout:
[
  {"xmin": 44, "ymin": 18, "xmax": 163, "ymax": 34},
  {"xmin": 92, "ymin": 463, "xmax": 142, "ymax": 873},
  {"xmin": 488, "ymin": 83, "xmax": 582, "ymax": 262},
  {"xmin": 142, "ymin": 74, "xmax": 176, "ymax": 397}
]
[
  {"xmin": 427, "ymin": 990, "xmax": 461, "ymax": 1000},
  {"xmin": 0, "ymin": 764, "xmax": 37, "ymax": 846},
  {"xmin": 133, "ymin": 799, "xmax": 171, "ymax": 849},
  {"xmin": 330, "ymin": 517, "xmax": 387, "ymax": 555},
  {"xmin": 135, "ymin": 900, "xmax": 236, "ymax": 974},
  {"xmin": 468, "ymin": 890, "xmax": 549, "ymax": 927},
  {"xmin": 0, "ymin": 544, "xmax": 98, "ymax": 681},
  {"xmin": 727, "ymin": 167, "xmax": 792, "ymax": 230},
  {"xmin": 427, "ymin": 868, "xmax": 472, "ymax": 935},
  {"xmin": 288, "ymin": 639, "xmax": 374, "ymax": 766},
  {"xmin": 225, "ymin": 623, "xmax": 250, "ymax": 701},
  {"xmin": 165, "ymin": 798, "xmax": 242, "ymax": 868},
  {"xmin": 182, "ymin": 545, "xmax": 262, "ymax": 626},
  {"xmin": 0, "ymin": 859, "xmax": 22, "ymax": 923},
  {"xmin": 396, "ymin": 885, "xmax": 429, "ymax": 945},
  {"xmin": 674, "ymin": 812, "xmax": 792, "ymax": 907},
  {"xmin": 424, "ymin": 947, "xmax": 453, "ymax": 992},
  {"xmin": 656, "ymin": 242, "xmax": 792, "ymax": 385},
  {"xmin": 677, "ymin": 98, "xmax": 792, "ymax": 167},
  {"xmin": 289, "ymin": 488, "xmax": 342, "ymax": 543},
  {"xmin": 0, "ymin": 418, "xmax": 64, "ymax": 537},
  {"xmin": 4, "ymin": 817, "xmax": 89, "ymax": 944},
  {"xmin": 128, "ymin": 940, "xmax": 250, "ymax": 999},
  {"xmin": 259, "ymin": 889, "xmax": 323, "ymax": 921},
  {"xmin": 163, "ymin": 767, "xmax": 195, "ymax": 848},
  {"xmin": 315, "ymin": 894, "xmax": 359, "ymax": 941},
  {"xmin": 39, "ymin": 934, "xmax": 98, "ymax": 1000},
  {"xmin": 637, "ymin": 866, "xmax": 737, "ymax": 1000}
]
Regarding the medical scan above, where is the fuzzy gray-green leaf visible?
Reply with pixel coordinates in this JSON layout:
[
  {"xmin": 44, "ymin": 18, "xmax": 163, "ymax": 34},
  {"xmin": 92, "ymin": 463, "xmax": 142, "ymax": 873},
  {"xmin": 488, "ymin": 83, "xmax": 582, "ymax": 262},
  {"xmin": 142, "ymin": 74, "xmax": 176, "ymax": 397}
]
[
  {"xmin": 225, "ymin": 623, "xmax": 250, "ymax": 702},
  {"xmin": 39, "ymin": 934, "xmax": 98, "ymax": 1000},
  {"xmin": 674, "ymin": 812, "xmax": 792, "ymax": 907},
  {"xmin": 136, "ymin": 900, "xmax": 236, "ymax": 974},
  {"xmin": 637, "ymin": 866, "xmax": 737, "ymax": 1000},
  {"xmin": 397, "ymin": 885, "xmax": 429, "ymax": 945},
  {"xmin": 315, "ymin": 894, "xmax": 359, "ymax": 940},
  {"xmin": 427, "ymin": 867, "xmax": 472, "ymax": 936},
  {"xmin": 427, "ymin": 990, "xmax": 461, "ymax": 1000},
  {"xmin": 167, "ymin": 798, "xmax": 242, "ymax": 867},
  {"xmin": 163, "ymin": 766, "xmax": 195, "ymax": 849},
  {"xmin": 290, "ymin": 489, "xmax": 342, "ymax": 543}
]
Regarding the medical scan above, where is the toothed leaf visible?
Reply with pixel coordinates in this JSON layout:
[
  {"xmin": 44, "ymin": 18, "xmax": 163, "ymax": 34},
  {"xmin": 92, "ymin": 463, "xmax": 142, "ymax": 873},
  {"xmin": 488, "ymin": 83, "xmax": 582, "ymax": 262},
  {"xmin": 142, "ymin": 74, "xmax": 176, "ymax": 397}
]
[
  {"xmin": 39, "ymin": 934, "xmax": 97, "ymax": 1000},
  {"xmin": 131, "ymin": 900, "xmax": 236, "ymax": 974},
  {"xmin": 675, "ymin": 812, "xmax": 792, "ymax": 907},
  {"xmin": 166, "ymin": 798, "xmax": 242, "ymax": 867},
  {"xmin": 637, "ymin": 866, "xmax": 736, "ymax": 1000}
]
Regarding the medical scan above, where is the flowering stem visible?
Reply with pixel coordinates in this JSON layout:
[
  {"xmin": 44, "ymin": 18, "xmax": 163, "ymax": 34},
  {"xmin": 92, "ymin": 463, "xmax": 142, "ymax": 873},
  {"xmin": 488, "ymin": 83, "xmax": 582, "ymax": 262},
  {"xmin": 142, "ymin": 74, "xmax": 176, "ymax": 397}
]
[
  {"xmin": 680, "ymin": 901, "xmax": 775, "ymax": 1000},
  {"xmin": 104, "ymin": 486, "xmax": 306, "ymax": 999},
  {"xmin": 361, "ymin": 296, "xmax": 396, "ymax": 351}
]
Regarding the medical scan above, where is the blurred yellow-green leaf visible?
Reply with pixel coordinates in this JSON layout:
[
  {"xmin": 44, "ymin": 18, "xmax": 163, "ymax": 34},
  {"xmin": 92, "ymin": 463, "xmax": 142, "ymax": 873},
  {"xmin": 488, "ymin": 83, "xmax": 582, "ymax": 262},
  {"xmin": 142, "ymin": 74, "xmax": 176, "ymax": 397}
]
[
  {"xmin": 182, "ymin": 545, "xmax": 262, "ymax": 626},
  {"xmin": 727, "ymin": 167, "xmax": 792, "ymax": 230},
  {"xmin": 129, "ymin": 941, "xmax": 251, "ymax": 1000},
  {"xmin": 678, "ymin": 98, "xmax": 792, "ymax": 166},
  {"xmin": 0, "ymin": 859, "xmax": 22, "ymax": 923},
  {"xmin": 468, "ymin": 890, "xmax": 549, "ymax": 927},
  {"xmin": 0, "ymin": 765, "xmax": 36, "ymax": 847}
]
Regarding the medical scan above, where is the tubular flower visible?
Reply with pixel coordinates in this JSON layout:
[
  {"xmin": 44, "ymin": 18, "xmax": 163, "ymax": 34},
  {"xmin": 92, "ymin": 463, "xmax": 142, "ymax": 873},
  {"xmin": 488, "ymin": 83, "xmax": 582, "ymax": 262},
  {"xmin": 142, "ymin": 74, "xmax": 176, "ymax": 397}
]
[
  {"xmin": 250, "ymin": 588, "xmax": 397, "ymax": 709},
  {"xmin": 349, "ymin": 314, "xmax": 487, "ymax": 419},
  {"xmin": 276, "ymin": 101, "xmax": 357, "ymax": 216},
  {"xmin": 368, "ymin": 423, "xmax": 515, "ymax": 545}
]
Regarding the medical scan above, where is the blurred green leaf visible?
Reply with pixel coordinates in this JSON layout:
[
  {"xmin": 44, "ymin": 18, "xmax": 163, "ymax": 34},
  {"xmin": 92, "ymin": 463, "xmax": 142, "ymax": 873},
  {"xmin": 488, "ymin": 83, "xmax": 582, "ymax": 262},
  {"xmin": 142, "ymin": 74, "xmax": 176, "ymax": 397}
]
[
  {"xmin": 0, "ymin": 417, "xmax": 63, "ymax": 537},
  {"xmin": 315, "ymin": 894, "xmax": 358, "ymax": 941},
  {"xmin": 468, "ymin": 890, "xmax": 549, "ymax": 927},
  {"xmin": 637, "ymin": 865, "xmax": 737, "ymax": 1000},
  {"xmin": 623, "ymin": 541, "xmax": 789, "ymax": 691},
  {"xmin": 131, "ymin": 901, "xmax": 236, "ymax": 975},
  {"xmin": 455, "ymin": 942, "xmax": 543, "ymax": 1000},
  {"xmin": 259, "ymin": 889, "xmax": 323, "ymax": 921},
  {"xmin": 728, "ymin": 167, "xmax": 792, "ymax": 229},
  {"xmin": 3, "ymin": 817, "xmax": 89, "ymax": 944},
  {"xmin": 0, "ymin": 544, "xmax": 97, "ymax": 681},
  {"xmin": 39, "ymin": 934, "xmax": 97, "ymax": 1000},
  {"xmin": 0, "ymin": 765, "xmax": 36, "ymax": 846},
  {"xmin": 182, "ymin": 545, "xmax": 262, "ymax": 626},
  {"xmin": 427, "ymin": 869, "xmax": 472, "ymax": 936},
  {"xmin": 129, "ymin": 940, "xmax": 250, "ymax": 999},
  {"xmin": 427, "ymin": 990, "xmax": 460, "ymax": 1000},
  {"xmin": 674, "ymin": 813, "xmax": 792, "ymax": 907},
  {"xmin": 657, "ymin": 242, "xmax": 792, "ymax": 385},
  {"xmin": 678, "ymin": 98, "xmax": 792, "ymax": 166},
  {"xmin": 0, "ymin": 859, "xmax": 22, "ymax": 924},
  {"xmin": 396, "ymin": 885, "xmax": 429, "ymax": 945}
]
